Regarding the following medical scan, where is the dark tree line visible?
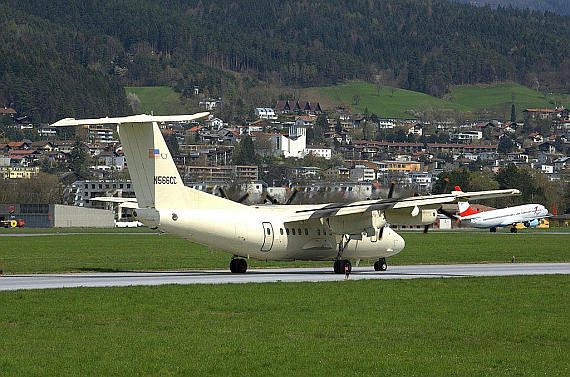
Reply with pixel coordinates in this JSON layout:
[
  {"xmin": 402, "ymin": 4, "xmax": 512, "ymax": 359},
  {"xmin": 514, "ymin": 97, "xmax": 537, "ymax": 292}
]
[{"xmin": 1, "ymin": 0, "xmax": 569, "ymax": 122}]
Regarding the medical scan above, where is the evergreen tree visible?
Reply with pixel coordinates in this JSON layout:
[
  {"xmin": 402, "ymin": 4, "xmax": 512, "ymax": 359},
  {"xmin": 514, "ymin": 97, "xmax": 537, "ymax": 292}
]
[{"xmin": 511, "ymin": 104, "xmax": 516, "ymax": 122}]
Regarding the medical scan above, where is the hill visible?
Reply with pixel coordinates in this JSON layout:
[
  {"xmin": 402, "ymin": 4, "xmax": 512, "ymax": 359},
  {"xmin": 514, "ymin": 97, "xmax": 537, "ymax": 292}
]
[
  {"xmin": 452, "ymin": 0, "xmax": 570, "ymax": 16},
  {"xmin": 304, "ymin": 81, "xmax": 570, "ymax": 119},
  {"xmin": 125, "ymin": 87, "xmax": 191, "ymax": 115},
  {"xmin": 1, "ymin": 0, "xmax": 569, "ymax": 121}
]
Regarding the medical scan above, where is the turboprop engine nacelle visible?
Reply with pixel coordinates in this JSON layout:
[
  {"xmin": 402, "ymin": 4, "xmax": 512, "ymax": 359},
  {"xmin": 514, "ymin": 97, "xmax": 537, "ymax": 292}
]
[
  {"xmin": 327, "ymin": 211, "xmax": 386, "ymax": 236},
  {"xmin": 133, "ymin": 208, "xmax": 160, "ymax": 229},
  {"xmin": 384, "ymin": 207, "xmax": 437, "ymax": 226}
]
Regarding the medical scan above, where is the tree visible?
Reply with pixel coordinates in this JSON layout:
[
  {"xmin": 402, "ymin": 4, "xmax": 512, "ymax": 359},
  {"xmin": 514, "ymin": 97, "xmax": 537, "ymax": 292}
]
[
  {"xmin": 498, "ymin": 136, "xmax": 514, "ymax": 154},
  {"xmin": 67, "ymin": 140, "xmax": 92, "ymax": 179},
  {"xmin": 511, "ymin": 103, "xmax": 516, "ymax": 122},
  {"xmin": 352, "ymin": 93, "xmax": 360, "ymax": 106},
  {"xmin": 232, "ymin": 135, "xmax": 257, "ymax": 165},
  {"xmin": 164, "ymin": 133, "xmax": 180, "ymax": 156}
]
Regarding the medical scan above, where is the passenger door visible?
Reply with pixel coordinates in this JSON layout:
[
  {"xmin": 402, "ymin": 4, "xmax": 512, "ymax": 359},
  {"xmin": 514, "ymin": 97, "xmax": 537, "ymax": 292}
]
[{"xmin": 261, "ymin": 222, "xmax": 274, "ymax": 252}]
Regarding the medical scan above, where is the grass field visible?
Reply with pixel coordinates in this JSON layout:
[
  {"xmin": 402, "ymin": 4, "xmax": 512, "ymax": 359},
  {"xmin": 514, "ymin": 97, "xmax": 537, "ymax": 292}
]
[
  {"xmin": 125, "ymin": 86, "xmax": 190, "ymax": 115},
  {"xmin": 448, "ymin": 83, "xmax": 570, "ymax": 118},
  {"xmin": 303, "ymin": 80, "xmax": 570, "ymax": 118},
  {"xmin": 0, "ymin": 231, "xmax": 567, "ymax": 274},
  {"xmin": 302, "ymin": 81, "xmax": 468, "ymax": 118},
  {"xmin": 0, "ymin": 275, "xmax": 568, "ymax": 376}
]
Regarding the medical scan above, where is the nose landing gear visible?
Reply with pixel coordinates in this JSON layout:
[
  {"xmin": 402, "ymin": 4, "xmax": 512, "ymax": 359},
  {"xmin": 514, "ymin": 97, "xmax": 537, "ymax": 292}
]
[
  {"xmin": 230, "ymin": 258, "xmax": 248, "ymax": 273},
  {"xmin": 333, "ymin": 259, "xmax": 351, "ymax": 274},
  {"xmin": 373, "ymin": 258, "xmax": 388, "ymax": 271}
]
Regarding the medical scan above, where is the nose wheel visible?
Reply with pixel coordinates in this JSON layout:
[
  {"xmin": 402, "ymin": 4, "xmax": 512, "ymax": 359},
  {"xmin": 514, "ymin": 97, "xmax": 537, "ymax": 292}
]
[
  {"xmin": 333, "ymin": 259, "xmax": 351, "ymax": 274},
  {"xmin": 374, "ymin": 258, "xmax": 388, "ymax": 271},
  {"xmin": 230, "ymin": 258, "xmax": 248, "ymax": 273}
]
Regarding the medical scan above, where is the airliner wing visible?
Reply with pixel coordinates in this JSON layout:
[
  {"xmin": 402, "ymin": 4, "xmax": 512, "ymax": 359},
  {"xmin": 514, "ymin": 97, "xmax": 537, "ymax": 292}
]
[
  {"xmin": 91, "ymin": 197, "xmax": 139, "ymax": 209},
  {"xmin": 285, "ymin": 188, "xmax": 520, "ymax": 222}
]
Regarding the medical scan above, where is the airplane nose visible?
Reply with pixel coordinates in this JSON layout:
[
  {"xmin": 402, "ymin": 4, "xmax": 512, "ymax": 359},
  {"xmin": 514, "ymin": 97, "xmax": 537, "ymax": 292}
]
[{"xmin": 395, "ymin": 233, "xmax": 406, "ymax": 252}]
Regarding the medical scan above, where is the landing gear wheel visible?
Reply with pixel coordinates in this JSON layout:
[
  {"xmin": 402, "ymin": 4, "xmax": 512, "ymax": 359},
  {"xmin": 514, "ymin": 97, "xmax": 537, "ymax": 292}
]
[
  {"xmin": 333, "ymin": 259, "xmax": 351, "ymax": 274},
  {"xmin": 374, "ymin": 258, "xmax": 388, "ymax": 271},
  {"xmin": 490, "ymin": 227, "xmax": 497, "ymax": 233},
  {"xmin": 510, "ymin": 227, "xmax": 517, "ymax": 233},
  {"xmin": 229, "ymin": 258, "xmax": 248, "ymax": 273}
]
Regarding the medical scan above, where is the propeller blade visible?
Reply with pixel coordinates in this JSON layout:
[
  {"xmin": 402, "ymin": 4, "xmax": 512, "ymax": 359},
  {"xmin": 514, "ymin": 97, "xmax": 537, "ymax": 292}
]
[
  {"xmin": 442, "ymin": 177, "xmax": 450, "ymax": 193},
  {"xmin": 438, "ymin": 208, "xmax": 457, "ymax": 220},
  {"xmin": 285, "ymin": 188, "xmax": 299, "ymax": 205},
  {"xmin": 265, "ymin": 193, "xmax": 279, "ymax": 205},
  {"xmin": 378, "ymin": 226, "xmax": 384, "ymax": 239},
  {"xmin": 217, "ymin": 186, "xmax": 227, "ymax": 199},
  {"xmin": 387, "ymin": 181, "xmax": 395, "ymax": 199},
  {"xmin": 236, "ymin": 192, "xmax": 250, "ymax": 203}
]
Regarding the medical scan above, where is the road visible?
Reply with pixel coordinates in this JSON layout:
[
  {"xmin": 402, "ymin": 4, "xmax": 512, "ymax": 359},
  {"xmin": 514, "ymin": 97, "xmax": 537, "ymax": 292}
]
[{"xmin": 1, "ymin": 263, "xmax": 568, "ymax": 291}]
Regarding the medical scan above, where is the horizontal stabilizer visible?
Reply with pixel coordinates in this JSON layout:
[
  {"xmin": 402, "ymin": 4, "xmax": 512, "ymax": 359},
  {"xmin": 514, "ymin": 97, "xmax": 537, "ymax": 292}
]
[{"xmin": 50, "ymin": 113, "xmax": 210, "ymax": 127}]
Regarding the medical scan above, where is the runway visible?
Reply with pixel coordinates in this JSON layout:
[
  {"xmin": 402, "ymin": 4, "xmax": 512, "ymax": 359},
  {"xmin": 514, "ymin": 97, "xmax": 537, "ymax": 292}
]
[{"xmin": 1, "ymin": 263, "xmax": 569, "ymax": 291}]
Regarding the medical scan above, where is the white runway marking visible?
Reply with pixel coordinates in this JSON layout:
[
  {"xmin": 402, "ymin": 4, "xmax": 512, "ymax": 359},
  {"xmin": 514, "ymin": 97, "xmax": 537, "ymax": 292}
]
[{"xmin": 1, "ymin": 263, "xmax": 569, "ymax": 291}]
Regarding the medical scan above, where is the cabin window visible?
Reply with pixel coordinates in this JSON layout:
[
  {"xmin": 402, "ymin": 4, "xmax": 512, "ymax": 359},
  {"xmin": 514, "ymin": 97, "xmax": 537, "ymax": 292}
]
[
  {"xmin": 292, "ymin": 228, "xmax": 296, "ymax": 235},
  {"xmin": 317, "ymin": 229, "xmax": 321, "ymax": 236},
  {"xmin": 280, "ymin": 228, "xmax": 284, "ymax": 235},
  {"xmin": 298, "ymin": 228, "xmax": 301, "ymax": 235},
  {"xmin": 286, "ymin": 228, "xmax": 290, "ymax": 235},
  {"xmin": 323, "ymin": 229, "xmax": 327, "ymax": 235},
  {"xmin": 305, "ymin": 228, "xmax": 308, "ymax": 235},
  {"xmin": 266, "ymin": 228, "xmax": 271, "ymax": 235}
]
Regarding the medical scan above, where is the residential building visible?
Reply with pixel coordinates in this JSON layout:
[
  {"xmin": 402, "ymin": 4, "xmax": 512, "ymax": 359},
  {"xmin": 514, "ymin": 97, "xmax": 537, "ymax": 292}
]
[{"xmin": 0, "ymin": 166, "xmax": 40, "ymax": 179}]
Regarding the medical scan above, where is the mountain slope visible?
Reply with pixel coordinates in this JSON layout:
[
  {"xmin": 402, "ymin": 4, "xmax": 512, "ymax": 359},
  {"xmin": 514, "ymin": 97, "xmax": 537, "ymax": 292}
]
[
  {"xmin": 0, "ymin": 0, "xmax": 569, "ymax": 122},
  {"xmin": 453, "ymin": 0, "xmax": 570, "ymax": 15}
]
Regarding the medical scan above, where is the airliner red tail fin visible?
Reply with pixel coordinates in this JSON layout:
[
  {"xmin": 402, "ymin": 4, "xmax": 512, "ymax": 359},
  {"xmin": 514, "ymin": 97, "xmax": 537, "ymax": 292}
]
[{"xmin": 457, "ymin": 201, "xmax": 479, "ymax": 217}]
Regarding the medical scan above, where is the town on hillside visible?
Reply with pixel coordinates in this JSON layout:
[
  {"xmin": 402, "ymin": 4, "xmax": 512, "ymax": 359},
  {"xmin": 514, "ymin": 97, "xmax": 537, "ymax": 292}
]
[{"xmin": 1, "ymin": 100, "xmax": 569, "ymax": 220}]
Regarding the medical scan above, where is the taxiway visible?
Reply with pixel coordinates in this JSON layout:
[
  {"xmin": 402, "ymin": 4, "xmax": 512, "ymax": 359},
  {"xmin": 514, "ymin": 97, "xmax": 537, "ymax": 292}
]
[{"xmin": 1, "ymin": 263, "xmax": 569, "ymax": 291}]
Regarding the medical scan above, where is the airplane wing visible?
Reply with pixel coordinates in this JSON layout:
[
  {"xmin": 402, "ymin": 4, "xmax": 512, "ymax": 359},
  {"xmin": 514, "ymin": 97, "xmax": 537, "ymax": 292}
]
[
  {"xmin": 50, "ymin": 113, "xmax": 210, "ymax": 127},
  {"xmin": 284, "ymin": 188, "xmax": 520, "ymax": 222}
]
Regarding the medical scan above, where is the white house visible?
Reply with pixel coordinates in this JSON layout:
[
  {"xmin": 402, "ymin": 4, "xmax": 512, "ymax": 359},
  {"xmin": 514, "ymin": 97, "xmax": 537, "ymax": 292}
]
[
  {"xmin": 304, "ymin": 146, "xmax": 332, "ymax": 160},
  {"xmin": 450, "ymin": 131, "xmax": 483, "ymax": 143},
  {"xmin": 255, "ymin": 108, "xmax": 277, "ymax": 120},
  {"xmin": 350, "ymin": 165, "xmax": 376, "ymax": 182},
  {"xmin": 205, "ymin": 117, "xmax": 224, "ymax": 130}
]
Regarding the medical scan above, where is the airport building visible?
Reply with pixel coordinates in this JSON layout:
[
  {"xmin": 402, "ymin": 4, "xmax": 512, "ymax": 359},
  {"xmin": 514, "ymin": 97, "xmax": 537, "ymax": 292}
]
[{"xmin": 0, "ymin": 203, "xmax": 114, "ymax": 228}]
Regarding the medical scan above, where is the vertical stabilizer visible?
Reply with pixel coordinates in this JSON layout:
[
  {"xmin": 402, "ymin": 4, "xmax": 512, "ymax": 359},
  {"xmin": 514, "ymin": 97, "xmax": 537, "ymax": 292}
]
[
  {"xmin": 118, "ymin": 122, "xmax": 190, "ymax": 209},
  {"xmin": 457, "ymin": 201, "xmax": 479, "ymax": 217}
]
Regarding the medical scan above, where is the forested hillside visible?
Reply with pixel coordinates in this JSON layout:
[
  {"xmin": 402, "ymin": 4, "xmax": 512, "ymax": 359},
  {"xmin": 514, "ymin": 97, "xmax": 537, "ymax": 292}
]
[
  {"xmin": 0, "ymin": 5, "xmax": 128, "ymax": 123},
  {"xmin": 1, "ymin": 0, "xmax": 569, "ymax": 122},
  {"xmin": 453, "ymin": 0, "xmax": 570, "ymax": 16}
]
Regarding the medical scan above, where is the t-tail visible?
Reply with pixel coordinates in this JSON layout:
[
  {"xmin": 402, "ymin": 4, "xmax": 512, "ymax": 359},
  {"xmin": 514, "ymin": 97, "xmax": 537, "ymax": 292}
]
[{"xmin": 51, "ymin": 114, "xmax": 244, "ymax": 215}]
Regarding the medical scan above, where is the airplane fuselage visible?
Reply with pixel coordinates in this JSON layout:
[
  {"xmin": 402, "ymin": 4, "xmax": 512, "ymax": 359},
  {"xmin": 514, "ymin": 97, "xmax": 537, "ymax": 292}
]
[
  {"xmin": 460, "ymin": 204, "xmax": 548, "ymax": 229},
  {"xmin": 150, "ymin": 205, "xmax": 405, "ymax": 261}
]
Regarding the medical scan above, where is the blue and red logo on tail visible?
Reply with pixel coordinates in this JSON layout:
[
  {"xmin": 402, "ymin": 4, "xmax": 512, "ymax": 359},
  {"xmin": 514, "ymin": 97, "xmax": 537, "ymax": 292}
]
[{"xmin": 149, "ymin": 149, "xmax": 160, "ymax": 159}]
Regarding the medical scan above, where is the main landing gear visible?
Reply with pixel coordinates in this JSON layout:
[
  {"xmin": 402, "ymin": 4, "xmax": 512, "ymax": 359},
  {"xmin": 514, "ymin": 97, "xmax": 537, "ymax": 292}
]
[
  {"xmin": 490, "ymin": 227, "xmax": 497, "ymax": 233},
  {"xmin": 230, "ymin": 258, "xmax": 247, "ymax": 273},
  {"xmin": 510, "ymin": 227, "xmax": 518, "ymax": 233},
  {"xmin": 333, "ymin": 259, "xmax": 352, "ymax": 274},
  {"xmin": 374, "ymin": 258, "xmax": 388, "ymax": 271}
]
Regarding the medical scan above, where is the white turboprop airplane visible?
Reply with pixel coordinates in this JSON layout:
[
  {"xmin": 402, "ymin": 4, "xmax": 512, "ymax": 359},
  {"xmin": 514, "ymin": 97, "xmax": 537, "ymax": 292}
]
[
  {"xmin": 446, "ymin": 189, "xmax": 549, "ymax": 233},
  {"xmin": 51, "ymin": 114, "xmax": 520, "ymax": 273}
]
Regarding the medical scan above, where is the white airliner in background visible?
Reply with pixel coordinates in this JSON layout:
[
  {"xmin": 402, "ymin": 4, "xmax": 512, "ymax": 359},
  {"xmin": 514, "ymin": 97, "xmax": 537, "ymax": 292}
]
[
  {"xmin": 51, "ymin": 114, "xmax": 520, "ymax": 273},
  {"xmin": 448, "ymin": 187, "xmax": 549, "ymax": 233}
]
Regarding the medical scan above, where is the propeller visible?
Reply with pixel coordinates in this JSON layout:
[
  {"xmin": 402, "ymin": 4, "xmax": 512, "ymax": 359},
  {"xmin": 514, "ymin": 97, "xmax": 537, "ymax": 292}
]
[
  {"xmin": 285, "ymin": 187, "xmax": 300, "ymax": 205},
  {"xmin": 387, "ymin": 180, "xmax": 395, "ymax": 199},
  {"xmin": 217, "ymin": 186, "xmax": 250, "ymax": 203},
  {"xmin": 264, "ymin": 187, "xmax": 300, "ymax": 205}
]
